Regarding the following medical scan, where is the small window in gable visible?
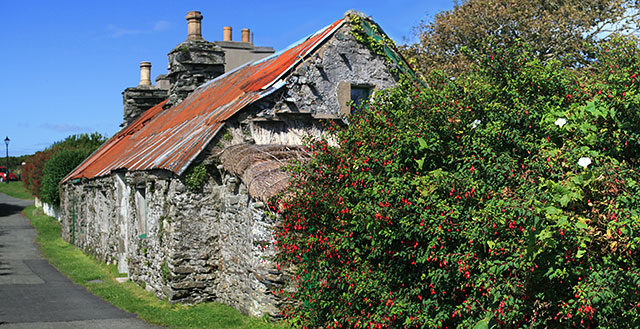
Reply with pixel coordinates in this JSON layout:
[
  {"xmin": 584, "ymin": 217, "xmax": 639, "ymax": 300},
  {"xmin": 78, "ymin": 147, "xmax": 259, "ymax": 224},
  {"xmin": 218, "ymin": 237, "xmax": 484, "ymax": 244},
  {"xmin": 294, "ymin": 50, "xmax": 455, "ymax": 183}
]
[
  {"xmin": 338, "ymin": 81, "xmax": 374, "ymax": 116},
  {"xmin": 350, "ymin": 86, "xmax": 371, "ymax": 112}
]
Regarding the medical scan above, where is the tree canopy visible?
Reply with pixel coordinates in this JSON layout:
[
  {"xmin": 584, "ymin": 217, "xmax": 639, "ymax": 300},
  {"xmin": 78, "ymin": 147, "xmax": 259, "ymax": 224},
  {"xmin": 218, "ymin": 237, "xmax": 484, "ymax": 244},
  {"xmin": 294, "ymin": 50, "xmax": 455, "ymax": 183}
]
[{"xmin": 402, "ymin": 0, "xmax": 640, "ymax": 77}]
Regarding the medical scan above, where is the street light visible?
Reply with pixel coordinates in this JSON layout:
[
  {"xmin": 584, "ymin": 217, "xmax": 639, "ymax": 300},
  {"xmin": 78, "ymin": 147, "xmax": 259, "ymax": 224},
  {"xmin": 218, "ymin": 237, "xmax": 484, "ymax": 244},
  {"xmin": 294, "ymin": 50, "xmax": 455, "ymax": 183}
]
[{"xmin": 4, "ymin": 136, "xmax": 9, "ymax": 184}]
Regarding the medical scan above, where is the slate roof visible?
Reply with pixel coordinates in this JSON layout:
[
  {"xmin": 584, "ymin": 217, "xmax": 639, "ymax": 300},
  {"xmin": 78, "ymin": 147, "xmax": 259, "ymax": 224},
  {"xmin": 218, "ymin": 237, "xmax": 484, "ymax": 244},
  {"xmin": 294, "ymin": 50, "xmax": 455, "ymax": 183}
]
[{"xmin": 63, "ymin": 18, "xmax": 345, "ymax": 183}]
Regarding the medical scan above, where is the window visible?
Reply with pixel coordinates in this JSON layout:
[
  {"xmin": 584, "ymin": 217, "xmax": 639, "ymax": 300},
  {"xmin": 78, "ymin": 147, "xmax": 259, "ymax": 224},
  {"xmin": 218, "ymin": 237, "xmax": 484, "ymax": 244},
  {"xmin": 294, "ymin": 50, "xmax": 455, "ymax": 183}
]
[
  {"xmin": 350, "ymin": 86, "xmax": 371, "ymax": 112},
  {"xmin": 337, "ymin": 81, "xmax": 374, "ymax": 116}
]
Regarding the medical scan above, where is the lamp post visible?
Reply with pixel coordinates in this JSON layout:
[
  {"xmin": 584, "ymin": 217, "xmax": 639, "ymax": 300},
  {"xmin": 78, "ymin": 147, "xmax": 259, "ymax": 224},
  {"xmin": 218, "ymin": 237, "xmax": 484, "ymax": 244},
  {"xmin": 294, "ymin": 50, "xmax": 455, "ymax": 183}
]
[{"xmin": 4, "ymin": 137, "xmax": 9, "ymax": 184}]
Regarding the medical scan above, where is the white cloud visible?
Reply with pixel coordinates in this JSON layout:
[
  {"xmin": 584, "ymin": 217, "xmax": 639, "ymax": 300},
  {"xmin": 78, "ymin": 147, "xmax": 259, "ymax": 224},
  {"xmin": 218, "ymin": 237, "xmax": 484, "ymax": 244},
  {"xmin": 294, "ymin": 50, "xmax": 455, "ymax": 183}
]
[
  {"xmin": 106, "ymin": 24, "xmax": 144, "ymax": 38},
  {"xmin": 154, "ymin": 20, "xmax": 171, "ymax": 32},
  {"xmin": 40, "ymin": 123, "xmax": 90, "ymax": 133},
  {"xmin": 103, "ymin": 20, "xmax": 172, "ymax": 38}
]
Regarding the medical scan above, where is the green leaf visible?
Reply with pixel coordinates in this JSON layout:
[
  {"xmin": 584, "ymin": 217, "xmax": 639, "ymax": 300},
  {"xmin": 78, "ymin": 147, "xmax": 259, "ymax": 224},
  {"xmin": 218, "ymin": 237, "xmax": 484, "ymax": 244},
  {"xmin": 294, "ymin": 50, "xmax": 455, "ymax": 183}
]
[
  {"xmin": 575, "ymin": 222, "xmax": 588, "ymax": 230},
  {"xmin": 474, "ymin": 319, "xmax": 489, "ymax": 329},
  {"xmin": 418, "ymin": 137, "xmax": 428, "ymax": 151},
  {"xmin": 544, "ymin": 206, "xmax": 562, "ymax": 217},
  {"xmin": 558, "ymin": 194, "xmax": 572, "ymax": 207}
]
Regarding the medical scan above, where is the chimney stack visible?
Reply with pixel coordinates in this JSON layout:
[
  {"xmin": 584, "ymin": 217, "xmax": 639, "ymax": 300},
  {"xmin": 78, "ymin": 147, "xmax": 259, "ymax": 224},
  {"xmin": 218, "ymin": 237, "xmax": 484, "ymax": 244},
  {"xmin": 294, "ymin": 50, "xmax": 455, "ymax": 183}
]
[
  {"xmin": 186, "ymin": 11, "xmax": 203, "ymax": 40},
  {"xmin": 139, "ymin": 62, "xmax": 152, "ymax": 86},
  {"xmin": 241, "ymin": 28, "xmax": 250, "ymax": 43},
  {"xmin": 223, "ymin": 26, "xmax": 232, "ymax": 41}
]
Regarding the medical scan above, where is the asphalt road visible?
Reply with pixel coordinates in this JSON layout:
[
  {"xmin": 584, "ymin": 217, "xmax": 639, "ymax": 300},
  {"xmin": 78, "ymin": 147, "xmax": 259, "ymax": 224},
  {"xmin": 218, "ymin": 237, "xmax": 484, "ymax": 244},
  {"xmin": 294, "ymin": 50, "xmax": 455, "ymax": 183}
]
[{"xmin": 0, "ymin": 192, "xmax": 160, "ymax": 328}]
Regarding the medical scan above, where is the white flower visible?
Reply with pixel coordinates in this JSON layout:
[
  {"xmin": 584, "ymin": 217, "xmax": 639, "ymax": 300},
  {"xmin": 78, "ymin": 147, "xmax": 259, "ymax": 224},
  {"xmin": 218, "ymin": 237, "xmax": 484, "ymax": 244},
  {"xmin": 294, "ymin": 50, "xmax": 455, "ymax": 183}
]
[
  {"xmin": 471, "ymin": 119, "xmax": 481, "ymax": 129},
  {"xmin": 554, "ymin": 118, "xmax": 567, "ymax": 127},
  {"xmin": 577, "ymin": 157, "xmax": 592, "ymax": 168}
]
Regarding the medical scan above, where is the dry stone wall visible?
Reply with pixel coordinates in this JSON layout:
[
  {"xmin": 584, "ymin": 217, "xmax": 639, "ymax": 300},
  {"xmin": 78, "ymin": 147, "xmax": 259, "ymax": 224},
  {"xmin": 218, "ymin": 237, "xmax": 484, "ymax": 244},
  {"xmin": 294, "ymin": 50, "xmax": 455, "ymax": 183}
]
[{"xmin": 60, "ymin": 167, "xmax": 284, "ymax": 318}]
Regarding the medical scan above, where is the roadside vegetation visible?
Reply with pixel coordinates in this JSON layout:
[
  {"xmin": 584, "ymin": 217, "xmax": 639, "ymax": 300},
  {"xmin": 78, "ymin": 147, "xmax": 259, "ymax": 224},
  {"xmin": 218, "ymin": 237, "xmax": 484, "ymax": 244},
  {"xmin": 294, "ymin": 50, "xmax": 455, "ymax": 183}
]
[
  {"xmin": 0, "ymin": 181, "xmax": 33, "ymax": 200},
  {"xmin": 274, "ymin": 36, "xmax": 640, "ymax": 329},
  {"xmin": 22, "ymin": 133, "xmax": 106, "ymax": 204},
  {"xmin": 23, "ymin": 205, "xmax": 286, "ymax": 329}
]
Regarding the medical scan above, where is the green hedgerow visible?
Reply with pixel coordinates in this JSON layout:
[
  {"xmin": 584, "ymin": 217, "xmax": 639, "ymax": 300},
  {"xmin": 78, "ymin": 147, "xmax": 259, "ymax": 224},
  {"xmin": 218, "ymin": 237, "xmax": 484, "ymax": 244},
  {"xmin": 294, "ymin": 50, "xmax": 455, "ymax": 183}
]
[
  {"xmin": 273, "ymin": 37, "xmax": 640, "ymax": 328},
  {"xmin": 40, "ymin": 148, "xmax": 95, "ymax": 205},
  {"xmin": 23, "ymin": 132, "xmax": 106, "ymax": 199}
]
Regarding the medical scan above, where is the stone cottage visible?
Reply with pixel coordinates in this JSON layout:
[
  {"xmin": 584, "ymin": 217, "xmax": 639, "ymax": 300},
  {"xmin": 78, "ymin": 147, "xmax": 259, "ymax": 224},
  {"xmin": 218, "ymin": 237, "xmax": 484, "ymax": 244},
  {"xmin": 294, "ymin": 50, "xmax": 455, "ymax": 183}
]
[{"xmin": 59, "ymin": 10, "xmax": 412, "ymax": 318}]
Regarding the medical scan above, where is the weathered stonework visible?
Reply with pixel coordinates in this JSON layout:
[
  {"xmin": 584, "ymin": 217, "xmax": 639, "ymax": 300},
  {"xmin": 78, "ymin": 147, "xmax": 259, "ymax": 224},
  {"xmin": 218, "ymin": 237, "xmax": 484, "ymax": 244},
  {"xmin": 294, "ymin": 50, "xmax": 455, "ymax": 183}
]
[
  {"xmin": 60, "ymin": 12, "xmax": 403, "ymax": 319},
  {"xmin": 122, "ymin": 86, "xmax": 168, "ymax": 127},
  {"xmin": 60, "ymin": 166, "xmax": 286, "ymax": 318},
  {"xmin": 166, "ymin": 40, "xmax": 225, "ymax": 106},
  {"xmin": 254, "ymin": 24, "xmax": 396, "ymax": 121}
]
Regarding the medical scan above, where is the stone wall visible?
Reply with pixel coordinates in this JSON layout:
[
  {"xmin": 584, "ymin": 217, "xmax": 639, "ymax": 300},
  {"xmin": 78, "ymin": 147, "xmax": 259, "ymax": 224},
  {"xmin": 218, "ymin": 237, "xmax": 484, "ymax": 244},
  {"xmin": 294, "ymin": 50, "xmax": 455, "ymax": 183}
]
[
  {"xmin": 257, "ymin": 24, "xmax": 398, "ymax": 120},
  {"xmin": 222, "ymin": 24, "xmax": 398, "ymax": 148},
  {"xmin": 122, "ymin": 86, "xmax": 168, "ymax": 127},
  {"xmin": 59, "ymin": 167, "xmax": 284, "ymax": 318},
  {"xmin": 166, "ymin": 39, "xmax": 225, "ymax": 106}
]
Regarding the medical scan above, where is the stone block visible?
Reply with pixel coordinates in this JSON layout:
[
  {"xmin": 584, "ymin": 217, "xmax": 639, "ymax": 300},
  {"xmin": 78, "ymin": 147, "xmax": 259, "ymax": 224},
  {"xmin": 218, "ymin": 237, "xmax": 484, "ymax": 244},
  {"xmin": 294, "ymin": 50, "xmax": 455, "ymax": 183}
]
[{"xmin": 171, "ymin": 280, "xmax": 206, "ymax": 289}]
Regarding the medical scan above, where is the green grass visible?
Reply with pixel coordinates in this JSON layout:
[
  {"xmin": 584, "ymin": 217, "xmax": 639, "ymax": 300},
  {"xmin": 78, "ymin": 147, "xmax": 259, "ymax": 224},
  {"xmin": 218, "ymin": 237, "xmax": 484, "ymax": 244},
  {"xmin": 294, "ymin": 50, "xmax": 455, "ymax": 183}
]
[
  {"xmin": 23, "ymin": 205, "xmax": 288, "ymax": 329},
  {"xmin": 0, "ymin": 181, "xmax": 34, "ymax": 200}
]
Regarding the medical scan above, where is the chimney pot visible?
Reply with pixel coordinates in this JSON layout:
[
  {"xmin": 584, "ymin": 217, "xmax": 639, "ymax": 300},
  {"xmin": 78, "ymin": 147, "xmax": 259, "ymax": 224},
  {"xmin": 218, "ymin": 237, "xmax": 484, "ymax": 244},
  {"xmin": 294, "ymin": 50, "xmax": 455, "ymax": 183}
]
[
  {"xmin": 139, "ymin": 61, "xmax": 152, "ymax": 86},
  {"xmin": 224, "ymin": 26, "xmax": 232, "ymax": 41},
  {"xmin": 186, "ymin": 11, "xmax": 203, "ymax": 40},
  {"xmin": 241, "ymin": 28, "xmax": 250, "ymax": 43}
]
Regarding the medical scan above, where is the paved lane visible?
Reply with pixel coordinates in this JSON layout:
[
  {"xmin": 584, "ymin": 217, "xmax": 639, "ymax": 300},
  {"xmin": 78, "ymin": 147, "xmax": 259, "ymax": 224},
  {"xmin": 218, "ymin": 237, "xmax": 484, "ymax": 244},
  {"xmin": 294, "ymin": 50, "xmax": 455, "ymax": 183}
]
[{"xmin": 0, "ymin": 192, "xmax": 160, "ymax": 328}]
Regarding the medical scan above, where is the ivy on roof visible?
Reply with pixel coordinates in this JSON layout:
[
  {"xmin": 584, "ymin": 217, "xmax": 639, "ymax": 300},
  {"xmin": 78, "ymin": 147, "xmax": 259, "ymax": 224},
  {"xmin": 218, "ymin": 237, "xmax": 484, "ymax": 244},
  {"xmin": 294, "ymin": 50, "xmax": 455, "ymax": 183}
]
[{"xmin": 348, "ymin": 13, "xmax": 425, "ymax": 86}]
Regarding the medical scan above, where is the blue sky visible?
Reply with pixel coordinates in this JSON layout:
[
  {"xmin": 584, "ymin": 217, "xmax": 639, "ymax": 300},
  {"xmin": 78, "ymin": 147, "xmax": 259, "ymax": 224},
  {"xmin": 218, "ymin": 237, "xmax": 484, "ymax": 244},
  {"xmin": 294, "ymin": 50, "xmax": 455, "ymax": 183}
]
[{"xmin": 1, "ymin": 0, "xmax": 454, "ymax": 156}]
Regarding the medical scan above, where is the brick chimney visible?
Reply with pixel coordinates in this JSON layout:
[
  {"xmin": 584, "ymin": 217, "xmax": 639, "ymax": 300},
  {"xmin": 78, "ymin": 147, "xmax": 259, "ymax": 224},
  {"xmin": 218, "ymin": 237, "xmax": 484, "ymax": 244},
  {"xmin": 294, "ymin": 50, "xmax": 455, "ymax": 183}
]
[
  {"xmin": 186, "ymin": 11, "xmax": 203, "ymax": 40},
  {"xmin": 241, "ymin": 28, "xmax": 250, "ymax": 43},
  {"xmin": 139, "ymin": 62, "xmax": 152, "ymax": 86},
  {"xmin": 223, "ymin": 26, "xmax": 232, "ymax": 41}
]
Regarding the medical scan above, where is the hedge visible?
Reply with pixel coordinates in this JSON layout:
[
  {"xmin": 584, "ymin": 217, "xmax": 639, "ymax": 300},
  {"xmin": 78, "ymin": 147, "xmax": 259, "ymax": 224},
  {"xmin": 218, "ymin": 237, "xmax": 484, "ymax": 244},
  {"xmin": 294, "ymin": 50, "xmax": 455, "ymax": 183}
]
[{"xmin": 273, "ymin": 37, "xmax": 640, "ymax": 328}]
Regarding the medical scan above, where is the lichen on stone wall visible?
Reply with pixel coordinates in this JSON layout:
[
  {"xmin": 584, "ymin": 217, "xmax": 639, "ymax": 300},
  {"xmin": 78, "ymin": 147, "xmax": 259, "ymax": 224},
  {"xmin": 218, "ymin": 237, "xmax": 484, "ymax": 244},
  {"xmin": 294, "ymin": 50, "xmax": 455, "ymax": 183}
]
[{"xmin": 60, "ymin": 165, "xmax": 284, "ymax": 318}]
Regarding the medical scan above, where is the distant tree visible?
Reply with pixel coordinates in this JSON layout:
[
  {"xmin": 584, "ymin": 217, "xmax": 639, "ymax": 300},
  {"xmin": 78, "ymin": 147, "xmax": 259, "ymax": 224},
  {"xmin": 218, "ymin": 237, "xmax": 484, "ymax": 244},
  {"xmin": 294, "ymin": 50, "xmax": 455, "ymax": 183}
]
[
  {"xmin": 40, "ymin": 148, "xmax": 96, "ymax": 205},
  {"xmin": 22, "ymin": 133, "xmax": 106, "ymax": 199},
  {"xmin": 402, "ymin": 0, "xmax": 640, "ymax": 77},
  {"xmin": 22, "ymin": 150, "xmax": 55, "ymax": 197}
]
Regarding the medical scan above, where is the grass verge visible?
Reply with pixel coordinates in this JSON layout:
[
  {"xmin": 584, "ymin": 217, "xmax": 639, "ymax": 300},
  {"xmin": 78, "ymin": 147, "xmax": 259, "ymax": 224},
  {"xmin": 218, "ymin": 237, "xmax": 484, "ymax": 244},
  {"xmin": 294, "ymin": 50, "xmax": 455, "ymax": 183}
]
[
  {"xmin": 24, "ymin": 205, "xmax": 287, "ymax": 329},
  {"xmin": 0, "ymin": 181, "xmax": 34, "ymax": 200}
]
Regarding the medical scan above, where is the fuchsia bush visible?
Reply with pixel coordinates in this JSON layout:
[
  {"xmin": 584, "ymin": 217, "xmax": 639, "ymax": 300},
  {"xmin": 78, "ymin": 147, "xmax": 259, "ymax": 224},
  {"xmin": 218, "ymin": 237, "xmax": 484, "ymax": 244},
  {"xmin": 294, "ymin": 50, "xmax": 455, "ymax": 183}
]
[{"xmin": 273, "ymin": 38, "xmax": 640, "ymax": 328}]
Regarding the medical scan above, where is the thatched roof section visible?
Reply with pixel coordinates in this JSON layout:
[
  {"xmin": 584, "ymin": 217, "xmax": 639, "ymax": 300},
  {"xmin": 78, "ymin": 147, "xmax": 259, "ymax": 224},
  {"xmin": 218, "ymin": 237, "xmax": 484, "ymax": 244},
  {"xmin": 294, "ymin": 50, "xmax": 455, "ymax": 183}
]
[{"xmin": 219, "ymin": 144, "xmax": 310, "ymax": 200}]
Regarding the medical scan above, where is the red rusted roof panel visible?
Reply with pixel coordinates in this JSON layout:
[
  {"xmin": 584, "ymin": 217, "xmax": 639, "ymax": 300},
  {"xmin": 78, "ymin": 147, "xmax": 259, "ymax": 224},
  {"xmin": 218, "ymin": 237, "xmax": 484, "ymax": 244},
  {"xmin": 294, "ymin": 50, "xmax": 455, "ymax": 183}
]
[{"xmin": 63, "ymin": 18, "xmax": 345, "ymax": 183}]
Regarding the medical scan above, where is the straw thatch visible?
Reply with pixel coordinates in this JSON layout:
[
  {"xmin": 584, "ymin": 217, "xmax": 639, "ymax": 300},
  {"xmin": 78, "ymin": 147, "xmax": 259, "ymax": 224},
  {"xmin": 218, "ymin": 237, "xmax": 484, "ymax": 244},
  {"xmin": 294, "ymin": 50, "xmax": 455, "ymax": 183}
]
[{"xmin": 219, "ymin": 144, "xmax": 310, "ymax": 200}]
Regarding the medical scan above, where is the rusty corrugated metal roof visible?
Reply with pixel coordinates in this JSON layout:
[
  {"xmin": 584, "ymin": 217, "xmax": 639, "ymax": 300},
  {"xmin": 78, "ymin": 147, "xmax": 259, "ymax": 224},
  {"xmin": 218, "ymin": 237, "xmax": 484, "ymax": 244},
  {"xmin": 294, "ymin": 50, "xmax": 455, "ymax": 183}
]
[{"xmin": 63, "ymin": 18, "xmax": 345, "ymax": 183}]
